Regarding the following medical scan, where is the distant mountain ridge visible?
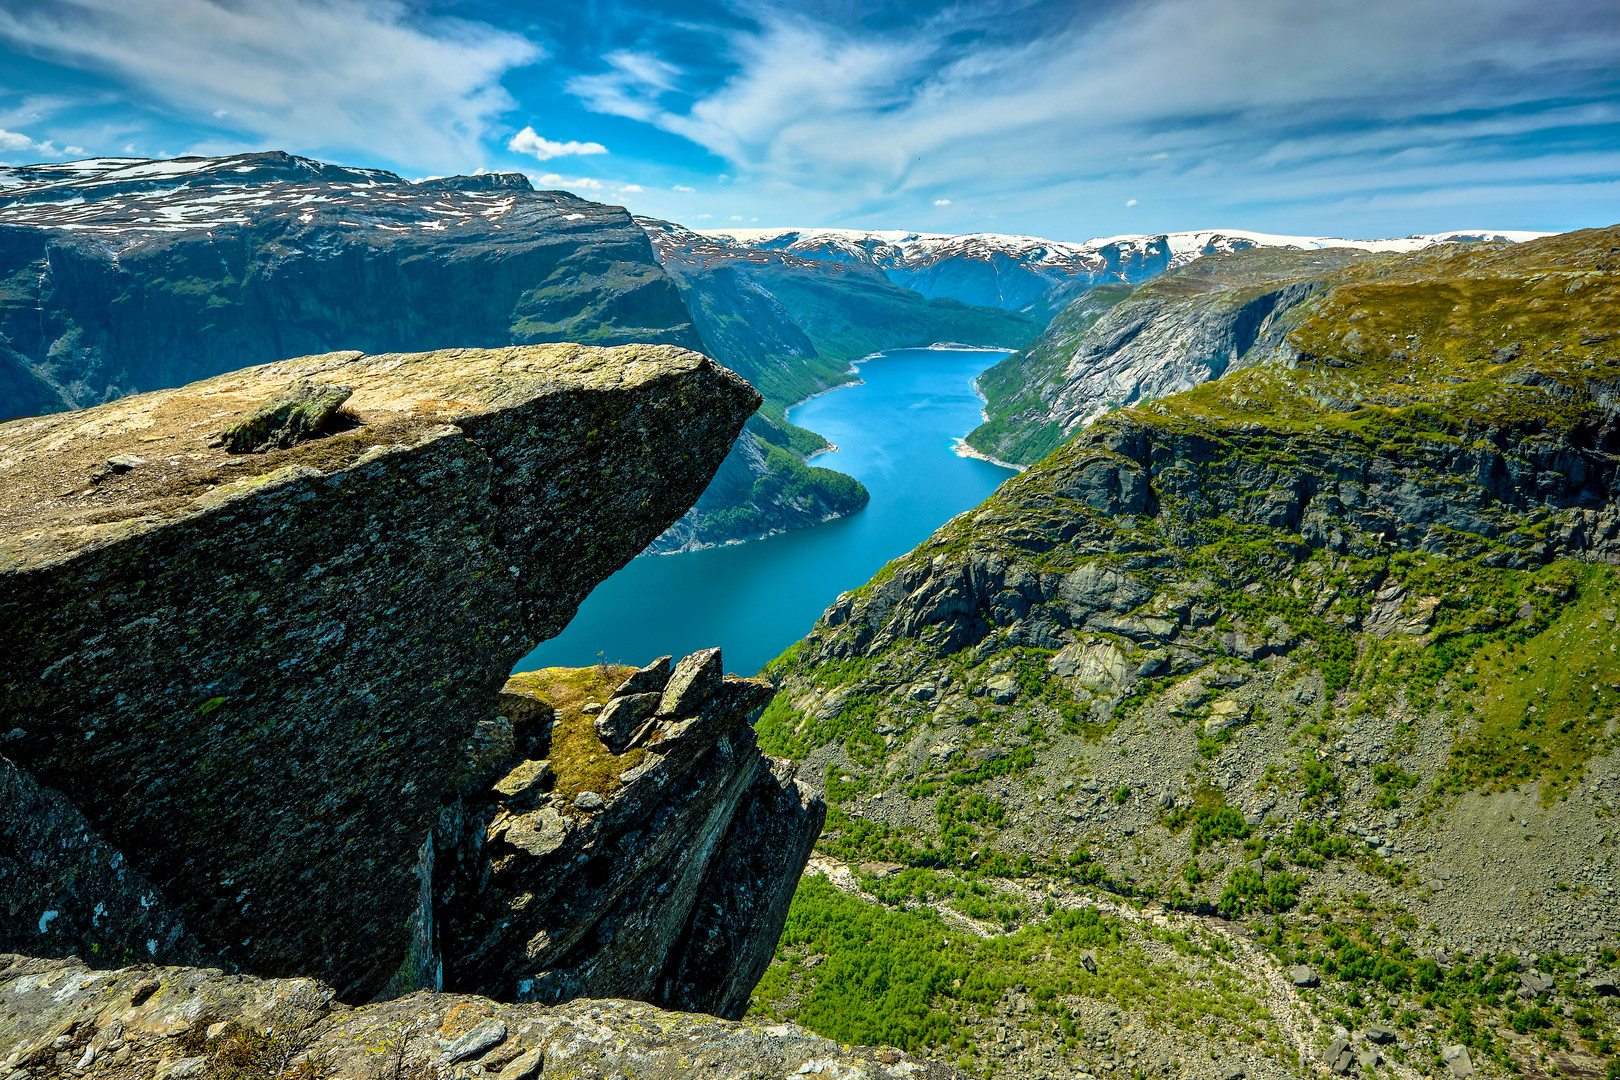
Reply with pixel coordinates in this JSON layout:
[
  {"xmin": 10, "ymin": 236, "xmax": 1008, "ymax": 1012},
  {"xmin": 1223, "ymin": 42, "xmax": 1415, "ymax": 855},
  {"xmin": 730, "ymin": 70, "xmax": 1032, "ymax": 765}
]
[
  {"xmin": 696, "ymin": 226, "xmax": 1550, "ymax": 313},
  {"xmin": 0, "ymin": 150, "xmax": 698, "ymax": 418},
  {"xmin": 0, "ymin": 150, "xmax": 1553, "ymax": 557},
  {"xmin": 635, "ymin": 215, "xmax": 1039, "ymax": 552},
  {"xmin": 963, "ymin": 229, "xmax": 1549, "ymax": 466}
]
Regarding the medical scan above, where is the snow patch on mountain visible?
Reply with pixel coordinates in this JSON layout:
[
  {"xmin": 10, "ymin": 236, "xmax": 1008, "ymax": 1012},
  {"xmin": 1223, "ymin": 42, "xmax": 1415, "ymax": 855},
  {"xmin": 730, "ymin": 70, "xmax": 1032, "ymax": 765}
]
[
  {"xmin": 693, "ymin": 226, "xmax": 1551, "ymax": 311},
  {"xmin": 0, "ymin": 151, "xmax": 542, "ymax": 241}
]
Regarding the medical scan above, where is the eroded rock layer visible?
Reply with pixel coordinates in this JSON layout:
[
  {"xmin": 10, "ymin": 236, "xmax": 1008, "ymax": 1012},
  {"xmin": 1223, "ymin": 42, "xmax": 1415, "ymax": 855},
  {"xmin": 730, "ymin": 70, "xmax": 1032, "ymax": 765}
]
[
  {"xmin": 0, "ymin": 343, "xmax": 758, "ymax": 1001},
  {"xmin": 434, "ymin": 650, "xmax": 824, "ymax": 1019}
]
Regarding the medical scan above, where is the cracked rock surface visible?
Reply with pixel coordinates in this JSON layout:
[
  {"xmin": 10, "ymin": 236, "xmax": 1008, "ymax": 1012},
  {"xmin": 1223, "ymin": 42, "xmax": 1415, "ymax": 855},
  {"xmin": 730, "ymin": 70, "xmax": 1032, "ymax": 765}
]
[
  {"xmin": 0, "ymin": 343, "xmax": 757, "ymax": 1002},
  {"xmin": 0, "ymin": 954, "xmax": 960, "ymax": 1080}
]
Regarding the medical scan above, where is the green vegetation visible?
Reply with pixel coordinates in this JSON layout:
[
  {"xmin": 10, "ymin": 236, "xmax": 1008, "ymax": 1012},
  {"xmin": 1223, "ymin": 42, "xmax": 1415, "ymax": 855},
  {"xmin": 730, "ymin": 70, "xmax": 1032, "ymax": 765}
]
[
  {"xmin": 1162, "ymin": 785, "xmax": 1249, "ymax": 854},
  {"xmin": 1146, "ymin": 234, "xmax": 1620, "ymax": 450},
  {"xmin": 1434, "ymin": 563, "xmax": 1620, "ymax": 803},
  {"xmin": 753, "ymin": 874, "xmax": 1281, "ymax": 1063},
  {"xmin": 1218, "ymin": 865, "xmax": 1305, "ymax": 915},
  {"xmin": 1264, "ymin": 915, "xmax": 1614, "ymax": 1070},
  {"xmin": 754, "ymin": 693, "xmax": 813, "ymax": 760},
  {"xmin": 755, "ymin": 686, "xmax": 888, "ymax": 766},
  {"xmin": 683, "ymin": 419, "xmax": 870, "ymax": 545},
  {"xmin": 1278, "ymin": 821, "xmax": 1353, "ymax": 869},
  {"xmin": 966, "ymin": 283, "xmax": 1134, "ymax": 465},
  {"xmin": 501, "ymin": 664, "xmax": 644, "ymax": 807}
]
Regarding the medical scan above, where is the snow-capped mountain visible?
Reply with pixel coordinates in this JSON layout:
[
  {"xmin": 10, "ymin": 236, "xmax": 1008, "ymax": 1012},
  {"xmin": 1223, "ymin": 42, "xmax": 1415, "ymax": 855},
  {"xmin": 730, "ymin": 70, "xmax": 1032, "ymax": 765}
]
[
  {"xmin": 0, "ymin": 151, "xmax": 698, "ymax": 420},
  {"xmin": 0, "ymin": 152, "xmax": 546, "ymax": 238},
  {"xmin": 696, "ymin": 226, "xmax": 1549, "ymax": 312}
]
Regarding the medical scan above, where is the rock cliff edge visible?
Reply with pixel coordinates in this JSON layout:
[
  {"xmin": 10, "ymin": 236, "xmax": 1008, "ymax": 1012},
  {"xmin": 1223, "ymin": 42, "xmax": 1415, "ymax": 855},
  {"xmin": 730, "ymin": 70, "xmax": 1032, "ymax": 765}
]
[{"xmin": 0, "ymin": 343, "xmax": 793, "ymax": 1005}]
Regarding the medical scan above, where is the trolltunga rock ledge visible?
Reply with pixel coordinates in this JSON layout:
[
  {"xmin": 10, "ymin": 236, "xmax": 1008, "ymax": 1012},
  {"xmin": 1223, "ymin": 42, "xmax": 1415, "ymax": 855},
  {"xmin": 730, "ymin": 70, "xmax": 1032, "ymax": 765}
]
[{"xmin": 0, "ymin": 343, "xmax": 759, "ymax": 1002}]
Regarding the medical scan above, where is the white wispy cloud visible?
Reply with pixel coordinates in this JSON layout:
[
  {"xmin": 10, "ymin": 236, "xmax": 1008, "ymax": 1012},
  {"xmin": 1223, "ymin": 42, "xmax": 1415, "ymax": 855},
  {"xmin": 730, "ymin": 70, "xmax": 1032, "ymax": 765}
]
[
  {"xmin": 0, "ymin": 0, "xmax": 541, "ymax": 171},
  {"xmin": 529, "ymin": 171, "xmax": 603, "ymax": 191},
  {"xmin": 933, "ymin": 198, "xmax": 951, "ymax": 206},
  {"xmin": 566, "ymin": 0, "xmax": 1620, "ymax": 234},
  {"xmin": 508, "ymin": 126, "xmax": 607, "ymax": 161},
  {"xmin": 0, "ymin": 128, "xmax": 58, "ymax": 154}
]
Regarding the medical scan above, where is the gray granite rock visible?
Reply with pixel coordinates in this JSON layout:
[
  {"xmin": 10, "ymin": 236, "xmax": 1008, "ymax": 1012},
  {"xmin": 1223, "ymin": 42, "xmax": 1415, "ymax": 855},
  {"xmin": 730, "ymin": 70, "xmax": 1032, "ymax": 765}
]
[
  {"xmin": 0, "ymin": 344, "xmax": 758, "ymax": 1001},
  {"xmin": 0, "ymin": 955, "xmax": 962, "ymax": 1080}
]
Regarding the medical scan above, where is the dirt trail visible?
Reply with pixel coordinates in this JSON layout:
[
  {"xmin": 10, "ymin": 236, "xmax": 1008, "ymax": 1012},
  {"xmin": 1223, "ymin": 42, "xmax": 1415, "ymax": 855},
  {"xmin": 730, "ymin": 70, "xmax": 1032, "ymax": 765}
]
[{"xmin": 805, "ymin": 857, "xmax": 1362, "ymax": 1077}]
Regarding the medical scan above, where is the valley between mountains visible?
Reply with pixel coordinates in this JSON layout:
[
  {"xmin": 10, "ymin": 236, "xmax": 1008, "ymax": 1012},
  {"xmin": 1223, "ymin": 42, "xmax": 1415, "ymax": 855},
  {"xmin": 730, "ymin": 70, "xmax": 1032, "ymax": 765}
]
[
  {"xmin": 751, "ymin": 225, "xmax": 1620, "ymax": 1080},
  {"xmin": 0, "ymin": 151, "xmax": 1615, "ymax": 1080}
]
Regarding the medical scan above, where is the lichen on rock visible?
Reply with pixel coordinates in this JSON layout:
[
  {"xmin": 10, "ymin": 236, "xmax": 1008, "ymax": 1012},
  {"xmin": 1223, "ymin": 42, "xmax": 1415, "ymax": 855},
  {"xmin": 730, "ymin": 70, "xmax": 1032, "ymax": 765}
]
[
  {"xmin": 0, "ymin": 342, "xmax": 761, "ymax": 1002},
  {"xmin": 437, "ymin": 650, "xmax": 825, "ymax": 1019}
]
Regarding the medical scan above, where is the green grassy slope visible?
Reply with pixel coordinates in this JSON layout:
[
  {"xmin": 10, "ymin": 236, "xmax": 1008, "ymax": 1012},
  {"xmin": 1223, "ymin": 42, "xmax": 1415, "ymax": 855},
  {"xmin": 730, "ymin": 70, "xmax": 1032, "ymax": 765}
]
[
  {"xmin": 748, "ymin": 226, "xmax": 1620, "ymax": 1078},
  {"xmin": 965, "ymin": 283, "xmax": 1135, "ymax": 465}
]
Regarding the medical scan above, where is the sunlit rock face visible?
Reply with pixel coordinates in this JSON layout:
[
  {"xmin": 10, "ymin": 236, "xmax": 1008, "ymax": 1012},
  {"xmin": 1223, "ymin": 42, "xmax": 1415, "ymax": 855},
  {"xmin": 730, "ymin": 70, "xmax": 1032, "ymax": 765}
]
[
  {"xmin": 0, "ymin": 152, "xmax": 701, "ymax": 421},
  {"xmin": 0, "ymin": 342, "xmax": 758, "ymax": 1002}
]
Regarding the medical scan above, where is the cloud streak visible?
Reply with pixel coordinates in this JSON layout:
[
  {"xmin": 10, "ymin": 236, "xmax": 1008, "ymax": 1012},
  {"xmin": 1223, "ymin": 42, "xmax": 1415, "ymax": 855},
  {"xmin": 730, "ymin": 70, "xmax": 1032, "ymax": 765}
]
[
  {"xmin": 0, "ymin": 0, "xmax": 541, "ymax": 171},
  {"xmin": 566, "ymin": 0, "xmax": 1620, "ymax": 234}
]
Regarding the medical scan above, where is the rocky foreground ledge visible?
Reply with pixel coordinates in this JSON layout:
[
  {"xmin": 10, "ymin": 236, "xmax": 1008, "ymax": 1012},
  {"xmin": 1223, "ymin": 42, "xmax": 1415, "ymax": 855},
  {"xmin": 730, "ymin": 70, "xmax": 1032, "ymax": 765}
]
[
  {"xmin": 0, "ymin": 344, "xmax": 768, "ymax": 1002},
  {"xmin": 0, "ymin": 953, "xmax": 958, "ymax": 1080}
]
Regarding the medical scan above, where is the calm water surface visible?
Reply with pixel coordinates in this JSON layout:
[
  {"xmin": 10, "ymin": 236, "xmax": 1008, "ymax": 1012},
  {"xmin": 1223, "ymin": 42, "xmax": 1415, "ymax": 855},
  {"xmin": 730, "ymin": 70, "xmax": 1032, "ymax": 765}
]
[{"xmin": 514, "ymin": 347, "xmax": 1016, "ymax": 676}]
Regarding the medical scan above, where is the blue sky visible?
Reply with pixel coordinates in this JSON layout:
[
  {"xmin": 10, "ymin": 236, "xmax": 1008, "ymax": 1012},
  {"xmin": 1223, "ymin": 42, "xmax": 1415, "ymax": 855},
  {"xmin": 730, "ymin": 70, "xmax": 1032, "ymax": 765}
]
[{"xmin": 1, "ymin": 0, "xmax": 1616, "ymax": 241}]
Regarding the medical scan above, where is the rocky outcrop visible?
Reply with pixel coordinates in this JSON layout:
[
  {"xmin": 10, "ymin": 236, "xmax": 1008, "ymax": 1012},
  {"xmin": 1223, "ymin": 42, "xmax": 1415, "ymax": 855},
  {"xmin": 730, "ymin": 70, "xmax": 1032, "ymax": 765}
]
[
  {"xmin": 0, "ymin": 152, "xmax": 700, "ymax": 420},
  {"xmin": 0, "ymin": 343, "xmax": 758, "ymax": 1002},
  {"xmin": 435, "ymin": 649, "xmax": 824, "ymax": 1018},
  {"xmin": 823, "ymin": 375, "xmax": 1620, "ymax": 663},
  {"xmin": 0, "ymin": 953, "xmax": 959, "ymax": 1080},
  {"xmin": 0, "ymin": 757, "xmax": 202, "ymax": 968}
]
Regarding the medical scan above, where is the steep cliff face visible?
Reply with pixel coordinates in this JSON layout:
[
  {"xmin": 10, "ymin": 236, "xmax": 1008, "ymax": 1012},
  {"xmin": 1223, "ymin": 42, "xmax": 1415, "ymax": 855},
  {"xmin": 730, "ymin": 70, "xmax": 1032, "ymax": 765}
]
[
  {"xmin": 0, "ymin": 343, "xmax": 758, "ymax": 1002},
  {"xmin": 965, "ymin": 248, "xmax": 1371, "ymax": 464},
  {"xmin": 754, "ymin": 227, "xmax": 1620, "ymax": 1079},
  {"xmin": 966, "ymin": 282, "xmax": 1135, "ymax": 465},
  {"xmin": 434, "ymin": 649, "xmax": 823, "ymax": 1018},
  {"xmin": 0, "ymin": 954, "xmax": 960, "ymax": 1080},
  {"xmin": 0, "ymin": 153, "xmax": 700, "ymax": 420}
]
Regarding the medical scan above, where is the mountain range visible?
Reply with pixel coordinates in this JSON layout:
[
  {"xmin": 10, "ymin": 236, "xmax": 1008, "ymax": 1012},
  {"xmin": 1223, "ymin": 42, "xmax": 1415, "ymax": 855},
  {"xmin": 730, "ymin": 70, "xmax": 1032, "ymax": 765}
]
[
  {"xmin": 0, "ymin": 151, "xmax": 1544, "ymax": 554},
  {"xmin": 697, "ymin": 225, "xmax": 1547, "ymax": 315},
  {"xmin": 760, "ymin": 224, "xmax": 1620, "ymax": 1080},
  {"xmin": 1, "ymin": 149, "xmax": 1614, "ymax": 1080}
]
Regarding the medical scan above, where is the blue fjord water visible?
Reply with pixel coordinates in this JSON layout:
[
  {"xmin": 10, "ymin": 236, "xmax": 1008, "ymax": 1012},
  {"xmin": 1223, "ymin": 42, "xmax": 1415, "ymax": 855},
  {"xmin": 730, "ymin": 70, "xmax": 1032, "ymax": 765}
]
[{"xmin": 513, "ymin": 347, "xmax": 1017, "ymax": 677}]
